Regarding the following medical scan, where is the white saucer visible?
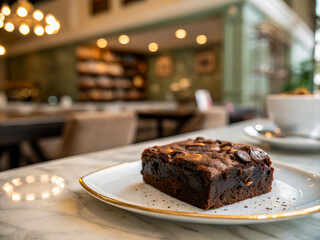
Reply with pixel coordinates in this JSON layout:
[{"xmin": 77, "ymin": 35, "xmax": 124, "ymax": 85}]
[
  {"xmin": 244, "ymin": 124, "xmax": 320, "ymax": 151},
  {"xmin": 80, "ymin": 161, "xmax": 320, "ymax": 225}
]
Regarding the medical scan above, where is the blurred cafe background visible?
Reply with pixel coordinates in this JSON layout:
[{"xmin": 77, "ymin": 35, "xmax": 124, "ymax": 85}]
[{"xmin": 0, "ymin": 0, "xmax": 318, "ymax": 170}]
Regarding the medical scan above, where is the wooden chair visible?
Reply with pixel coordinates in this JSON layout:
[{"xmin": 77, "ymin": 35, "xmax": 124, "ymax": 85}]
[
  {"xmin": 40, "ymin": 111, "xmax": 137, "ymax": 159},
  {"xmin": 178, "ymin": 106, "xmax": 228, "ymax": 133}
]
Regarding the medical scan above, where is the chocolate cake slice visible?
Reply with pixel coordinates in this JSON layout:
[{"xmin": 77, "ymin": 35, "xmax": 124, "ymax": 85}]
[{"xmin": 141, "ymin": 137, "xmax": 274, "ymax": 210}]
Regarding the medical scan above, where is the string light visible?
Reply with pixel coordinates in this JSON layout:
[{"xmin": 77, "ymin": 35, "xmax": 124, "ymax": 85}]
[
  {"xmin": 33, "ymin": 10, "xmax": 43, "ymax": 21},
  {"xmin": 1, "ymin": 4, "xmax": 11, "ymax": 16},
  {"xmin": 45, "ymin": 25, "xmax": 54, "ymax": 35},
  {"xmin": 34, "ymin": 25, "xmax": 44, "ymax": 36},
  {"xmin": 51, "ymin": 21, "xmax": 60, "ymax": 32},
  {"xmin": 4, "ymin": 22, "xmax": 14, "ymax": 32},
  {"xmin": 17, "ymin": 7, "xmax": 28, "ymax": 17},
  {"xmin": 26, "ymin": 193, "xmax": 35, "ymax": 201},
  {"xmin": 45, "ymin": 14, "xmax": 55, "ymax": 25},
  {"xmin": 19, "ymin": 24, "xmax": 30, "ymax": 35}
]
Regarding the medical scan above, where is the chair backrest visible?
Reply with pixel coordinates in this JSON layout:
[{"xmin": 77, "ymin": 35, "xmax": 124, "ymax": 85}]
[
  {"xmin": 195, "ymin": 89, "xmax": 213, "ymax": 111},
  {"xmin": 61, "ymin": 111, "xmax": 137, "ymax": 157},
  {"xmin": 179, "ymin": 106, "xmax": 228, "ymax": 133}
]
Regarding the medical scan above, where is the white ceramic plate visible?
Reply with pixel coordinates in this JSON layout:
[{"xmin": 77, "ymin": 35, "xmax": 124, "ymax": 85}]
[
  {"xmin": 80, "ymin": 161, "xmax": 320, "ymax": 225},
  {"xmin": 244, "ymin": 124, "xmax": 320, "ymax": 151}
]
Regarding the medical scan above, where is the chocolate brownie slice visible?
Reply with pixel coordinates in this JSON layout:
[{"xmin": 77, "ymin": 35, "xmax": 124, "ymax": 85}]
[{"xmin": 141, "ymin": 137, "xmax": 274, "ymax": 210}]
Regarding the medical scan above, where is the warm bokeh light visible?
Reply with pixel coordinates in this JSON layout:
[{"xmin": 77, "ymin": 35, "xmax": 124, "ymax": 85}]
[
  {"xmin": 0, "ymin": 3, "xmax": 59, "ymax": 36},
  {"xmin": 59, "ymin": 182, "xmax": 65, "ymax": 188},
  {"xmin": 55, "ymin": 177, "xmax": 64, "ymax": 185},
  {"xmin": 45, "ymin": 25, "xmax": 54, "ymax": 35},
  {"xmin": 12, "ymin": 192, "xmax": 21, "ymax": 202},
  {"xmin": 2, "ymin": 175, "xmax": 65, "ymax": 201},
  {"xmin": 33, "ymin": 10, "xmax": 44, "ymax": 21},
  {"xmin": 133, "ymin": 76, "xmax": 144, "ymax": 88},
  {"xmin": 51, "ymin": 21, "xmax": 60, "ymax": 31},
  {"xmin": 2, "ymin": 182, "xmax": 13, "ymax": 193},
  {"xmin": 1, "ymin": 4, "xmax": 11, "ymax": 16},
  {"xmin": 0, "ymin": 45, "xmax": 5, "ymax": 56},
  {"xmin": 265, "ymin": 132, "xmax": 273, "ymax": 138},
  {"xmin": 34, "ymin": 25, "xmax": 44, "ymax": 36},
  {"xmin": 51, "ymin": 175, "xmax": 58, "ymax": 183},
  {"xmin": 170, "ymin": 82, "xmax": 180, "ymax": 92},
  {"xmin": 179, "ymin": 78, "xmax": 191, "ymax": 88},
  {"xmin": 175, "ymin": 29, "xmax": 187, "ymax": 39},
  {"xmin": 26, "ymin": 193, "xmax": 35, "ymax": 201},
  {"xmin": 19, "ymin": 24, "xmax": 30, "ymax": 35},
  {"xmin": 17, "ymin": 7, "xmax": 28, "ymax": 17},
  {"xmin": 4, "ymin": 22, "xmax": 14, "ymax": 32},
  {"xmin": 25, "ymin": 175, "xmax": 36, "ymax": 184},
  {"xmin": 196, "ymin": 35, "xmax": 207, "ymax": 45},
  {"xmin": 40, "ymin": 174, "xmax": 49, "ymax": 182},
  {"xmin": 12, "ymin": 178, "xmax": 22, "ymax": 187},
  {"xmin": 21, "ymin": 88, "xmax": 31, "ymax": 97},
  {"xmin": 119, "ymin": 35, "xmax": 130, "ymax": 44},
  {"xmin": 45, "ymin": 14, "xmax": 55, "ymax": 25},
  {"xmin": 97, "ymin": 38, "xmax": 108, "ymax": 48},
  {"xmin": 52, "ymin": 186, "xmax": 61, "ymax": 195},
  {"xmin": 148, "ymin": 42, "xmax": 158, "ymax": 52},
  {"xmin": 41, "ymin": 191, "xmax": 50, "ymax": 199}
]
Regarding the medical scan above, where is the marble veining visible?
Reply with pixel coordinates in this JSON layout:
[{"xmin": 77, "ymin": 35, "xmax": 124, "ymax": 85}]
[{"xmin": 0, "ymin": 119, "xmax": 319, "ymax": 240}]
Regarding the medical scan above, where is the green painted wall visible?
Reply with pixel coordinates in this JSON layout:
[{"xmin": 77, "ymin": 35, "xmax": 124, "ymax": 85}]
[
  {"xmin": 147, "ymin": 44, "xmax": 223, "ymax": 101},
  {"xmin": 7, "ymin": 44, "xmax": 77, "ymax": 101}
]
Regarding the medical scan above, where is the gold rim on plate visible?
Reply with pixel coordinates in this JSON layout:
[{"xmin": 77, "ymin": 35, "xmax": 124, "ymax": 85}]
[{"xmin": 79, "ymin": 161, "xmax": 320, "ymax": 221}]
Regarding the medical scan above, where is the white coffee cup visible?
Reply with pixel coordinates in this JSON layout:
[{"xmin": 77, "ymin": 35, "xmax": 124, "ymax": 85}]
[{"xmin": 266, "ymin": 94, "xmax": 320, "ymax": 138}]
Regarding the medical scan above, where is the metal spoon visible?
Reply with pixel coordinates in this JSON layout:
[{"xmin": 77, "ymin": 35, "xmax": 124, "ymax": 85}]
[{"xmin": 254, "ymin": 125, "xmax": 320, "ymax": 141}]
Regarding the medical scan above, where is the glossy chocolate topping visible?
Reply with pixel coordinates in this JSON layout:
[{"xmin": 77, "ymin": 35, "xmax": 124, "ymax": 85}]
[{"xmin": 142, "ymin": 137, "xmax": 271, "ymax": 174}]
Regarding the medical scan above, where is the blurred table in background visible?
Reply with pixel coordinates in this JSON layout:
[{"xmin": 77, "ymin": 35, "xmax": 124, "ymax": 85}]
[
  {"xmin": 0, "ymin": 115, "xmax": 67, "ymax": 168},
  {"xmin": 138, "ymin": 108, "xmax": 195, "ymax": 138},
  {"xmin": 0, "ymin": 101, "xmax": 179, "ymax": 169}
]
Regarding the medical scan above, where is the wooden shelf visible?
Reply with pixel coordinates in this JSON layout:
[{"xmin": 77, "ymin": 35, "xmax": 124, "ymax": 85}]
[{"xmin": 76, "ymin": 47, "xmax": 147, "ymax": 101}]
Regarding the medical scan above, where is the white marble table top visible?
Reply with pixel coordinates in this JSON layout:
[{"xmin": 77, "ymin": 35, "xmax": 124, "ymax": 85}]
[{"xmin": 0, "ymin": 119, "xmax": 319, "ymax": 240}]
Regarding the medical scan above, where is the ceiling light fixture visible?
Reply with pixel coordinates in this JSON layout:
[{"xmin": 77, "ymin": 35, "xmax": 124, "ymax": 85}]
[
  {"xmin": 97, "ymin": 38, "xmax": 108, "ymax": 48},
  {"xmin": 0, "ymin": 0, "xmax": 60, "ymax": 36},
  {"xmin": 196, "ymin": 35, "xmax": 207, "ymax": 45},
  {"xmin": 119, "ymin": 35, "xmax": 130, "ymax": 45},
  {"xmin": 175, "ymin": 29, "xmax": 187, "ymax": 39},
  {"xmin": 148, "ymin": 42, "xmax": 158, "ymax": 52}
]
